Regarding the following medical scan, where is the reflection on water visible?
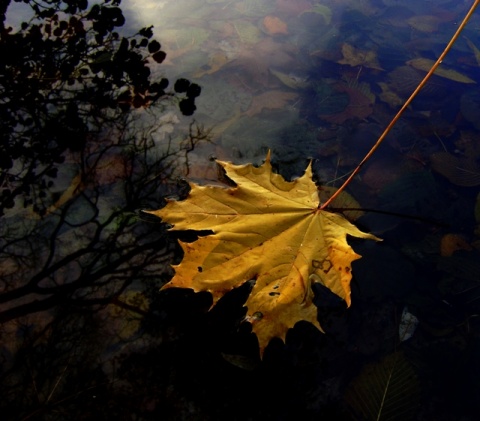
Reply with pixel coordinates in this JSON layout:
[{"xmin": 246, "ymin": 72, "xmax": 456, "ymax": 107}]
[
  {"xmin": 1, "ymin": 0, "xmax": 480, "ymax": 419},
  {"xmin": 126, "ymin": 0, "xmax": 480, "ymax": 176}
]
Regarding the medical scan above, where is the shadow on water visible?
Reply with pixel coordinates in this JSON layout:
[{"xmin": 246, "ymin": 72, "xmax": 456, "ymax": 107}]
[{"xmin": 1, "ymin": 0, "xmax": 480, "ymax": 420}]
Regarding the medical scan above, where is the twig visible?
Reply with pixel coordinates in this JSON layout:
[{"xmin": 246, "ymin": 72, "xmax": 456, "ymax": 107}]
[{"xmin": 320, "ymin": 0, "xmax": 480, "ymax": 210}]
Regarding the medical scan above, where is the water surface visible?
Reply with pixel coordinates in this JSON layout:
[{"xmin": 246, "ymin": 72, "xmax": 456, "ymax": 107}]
[{"xmin": 1, "ymin": 1, "xmax": 480, "ymax": 419}]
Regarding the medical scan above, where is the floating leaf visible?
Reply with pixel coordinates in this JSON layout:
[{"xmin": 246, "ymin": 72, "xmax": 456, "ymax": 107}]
[
  {"xmin": 407, "ymin": 58, "xmax": 476, "ymax": 84},
  {"xmin": 146, "ymin": 153, "xmax": 380, "ymax": 355}
]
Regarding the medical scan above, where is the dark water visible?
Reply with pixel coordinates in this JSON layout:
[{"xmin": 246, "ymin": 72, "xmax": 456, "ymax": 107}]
[{"xmin": 1, "ymin": 0, "xmax": 480, "ymax": 420}]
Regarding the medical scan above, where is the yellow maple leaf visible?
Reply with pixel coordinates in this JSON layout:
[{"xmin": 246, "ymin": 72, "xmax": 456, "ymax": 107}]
[{"xmin": 146, "ymin": 153, "xmax": 380, "ymax": 354}]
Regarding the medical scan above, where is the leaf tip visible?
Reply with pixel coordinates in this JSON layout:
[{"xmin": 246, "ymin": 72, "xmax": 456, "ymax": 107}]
[
  {"xmin": 265, "ymin": 149, "xmax": 272, "ymax": 163},
  {"xmin": 306, "ymin": 159, "xmax": 314, "ymax": 174}
]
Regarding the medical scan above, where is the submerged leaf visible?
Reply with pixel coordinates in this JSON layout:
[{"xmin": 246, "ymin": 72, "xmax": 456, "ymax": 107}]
[
  {"xmin": 261, "ymin": 16, "xmax": 288, "ymax": 35},
  {"xmin": 233, "ymin": 20, "xmax": 263, "ymax": 44},
  {"xmin": 301, "ymin": 4, "xmax": 332, "ymax": 24},
  {"xmin": 312, "ymin": 81, "xmax": 349, "ymax": 115},
  {"xmin": 399, "ymin": 307, "xmax": 419, "ymax": 341},
  {"xmin": 235, "ymin": 0, "xmax": 274, "ymax": 17},
  {"xmin": 192, "ymin": 52, "xmax": 231, "ymax": 77},
  {"xmin": 345, "ymin": 352, "xmax": 420, "ymax": 421},
  {"xmin": 320, "ymin": 80, "xmax": 375, "ymax": 123},
  {"xmin": 407, "ymin": 58, "xmax": 476, "ymax": 84},
  {"xmin": 270, "ymin": 67, "xmax": 310, "ymax": 90},
  {"xmin": 440, "ymin": 233, "xmax": 472, "ymax": 257},
  {"xmin": 319, "ymin": 186, "xmax": 365, "ymax": 222},
  {"xmin": 465, "ymin": 36, "xmax": 480, "ymax": 66},
  {"xmin": 377, "ymin": 81, "xmax": 404, "ymax": 108},
  {"xmin": 338, "ymin": 43, "xmax": 383, "ymax": 71},
  {"xmin": 245, "ymin": 90, "xmax": 298, "ymax": 117},
  {"xmin": 475, "ymin": 193, "xmax": 480, "ymax": 224},
  {"xmin": 387, "ymin": 65, "xmax": 450, "ymax": 105},
  {"xmin": 147, "ymin": 153, "xmax": 380, "ymax": 354},
  {"xmin": 430, "ymin": 151, "xmax": 480, "ymax": 186},
  {"xmin": 407, "ymin": 15, "xmax": 442, "ymax": 33},
  {"xmin": 276, "ymin": 0, "xmax": 311, "ymax": 16}
]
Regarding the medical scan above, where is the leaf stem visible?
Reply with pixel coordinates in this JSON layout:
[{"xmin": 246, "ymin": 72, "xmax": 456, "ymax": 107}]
[{"xmin": 320, "ymin": 0, "xmax": 480, "ymax": 210}]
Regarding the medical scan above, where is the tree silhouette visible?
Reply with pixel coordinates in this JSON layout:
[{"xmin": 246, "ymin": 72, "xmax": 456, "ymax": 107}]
[
  {"xmin": 0, "ymin": 0, "xmax": 201, "ymax": 216},
  {"xmin": 0, "ymin": 2, "xmax": 211, "ymax": 417}
]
